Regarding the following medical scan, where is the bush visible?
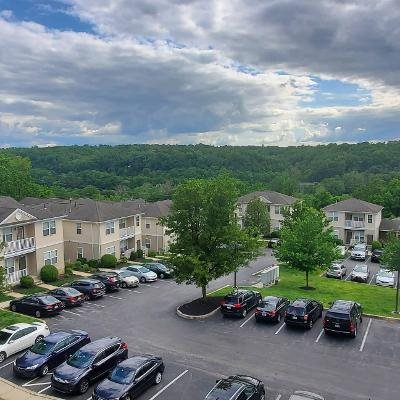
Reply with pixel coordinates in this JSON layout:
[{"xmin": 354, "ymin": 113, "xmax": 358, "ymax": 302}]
[
  {"xmin": 136, "ymin": 249, "xmax": 144, "ymax": 259},
  {"xmin": 64, "ymin": 265, "xmax": 73, "ymax": 276},
  {"xmin": 88, "ymin": 259, "xmax": 100, "ymax": 269},
  {"xmin": 82, "ymin": 264, "xmax": 92, "ymax": 273},
  {"xmin": 270, "ymin": 230, "xmax": 281, "ymax": 238},
  {"xmin": 20, "ymin": 275, "xmax": 34, "ymax": 288},
  {"xmin": 118, "ymin": 256, "xmax": 129, "ymax": 265},
  {"xmin": 147, "ymin": 250, "xmax": 157, "ymax": 258},
  {"xmin": 100, "ymin": 254, "xmax": 117, "ymax": 268},
  {"xmin": 129, "ymin": 251, "xmax": 138, "ymax": 261},
  {"xmin": 40, "ymin": 265, "xmax": 59, "ymax": 283},
  {"xmin": 372, "ymin": 240, "xmax": 383, "ymax": 251},
  {"xmin": 77, "ymin": 257, "xmax": 88, "ymax": 264}
]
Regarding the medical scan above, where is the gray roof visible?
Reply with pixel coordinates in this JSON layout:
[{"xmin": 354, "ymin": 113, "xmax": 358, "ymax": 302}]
[
  {"xmin": 380, "ymin": 218, "xmax": 400, "ymax": 232},
  {"xmin": 323, "ymin": 198, "xmax": 383, "ymax": 213},
  {"xmin": 143, "ymin": 200, "xmax": 172, "ymax": 218},
  {"xmin": 238, "ymin": 191, "xmax": 297, "ymax": 205}
]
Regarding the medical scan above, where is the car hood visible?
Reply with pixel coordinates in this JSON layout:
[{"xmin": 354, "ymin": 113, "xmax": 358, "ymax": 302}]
[
  {"xmin": 351, "ymin": 251, "xmax": 365, "ymax": 255},
  {"xmin": 144, "ymin": 271, "xmax": 157, "ymax": 278},
  {"xmin": 94, "ymin": 378, "xmax": 128, "ymax": 398},
  {"xmin": 377, "ymin": 276, "xmax": 394, "ymax": 283},
  {"xmin": 352, "ymin": 271, "xmax": 367, "ymax": 278},
  {"xmin": 54, "ymin": 362, "xmax": 86, "ymax": 381},
  {"xmin": 16, "ymin": 350, "xmax": 48, "ymax": 368}
]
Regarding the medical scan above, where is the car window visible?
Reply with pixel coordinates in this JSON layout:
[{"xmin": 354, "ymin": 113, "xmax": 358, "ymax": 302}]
[
  {"xmin": 136, "ymin": 362, "xmax": 153, "ymax": 379},
  {"xmin": 53, "ymin": 337, "xmax": 71, "ymax": 352},
  {"xmin": 109, "ymin": 365, "xmax": 136, "ymax": 384},
  {"xmin": 11, "ymin": 330, "xmax": 26, "ymax": 341},
  {"xmin": 0, "ymin": 331, "xmax": 12, "ymax": 345},
  {"xmin": 94, "ymin": 350, "xmax": 108, "ymax": 364},
  {"xmin": 287, "ymin": 306, "xmax": 305, "ymax": 316},
  {"xmin": 30, "ymin": 339, "xmax": 56, "ymax": 355},
  {"xmin": 21, "ymin": 327, "xmax": 36, "ymax": 336},
  {"xmin": 103, "ymin": 344, "xmax": 120, "ymax": 359},
  {"xmin": 68, "ymin": 349, "xmax": 96, "ymax": 369},
  {"xmin": 243, "ymin": 385, "xmax": 257, "ymax": 398}
]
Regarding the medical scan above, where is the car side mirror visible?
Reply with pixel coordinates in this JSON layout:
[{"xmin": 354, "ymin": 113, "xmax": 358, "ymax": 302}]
[
  {"xmin": 8, "ymin": 340, "xmax": 14, "ymax": 344},
  {"xmin": 215, "ymin": 379, "xmax": 220, "ymax": 384}
]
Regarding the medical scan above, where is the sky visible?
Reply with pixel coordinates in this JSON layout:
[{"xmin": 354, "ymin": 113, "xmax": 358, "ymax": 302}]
[{"xmin": 0, "ymin": 0, "xmax": 399, "ymax": 147}]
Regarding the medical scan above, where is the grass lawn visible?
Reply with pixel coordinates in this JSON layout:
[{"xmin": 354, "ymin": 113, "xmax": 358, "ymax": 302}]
[
  {"xmin": 0, "ymin": 293, "xmax": 14, "ymax": 302},
  {"xmin": 209, "ymin": 266, "xmax": 399, "ymax": 318},
  {"xmin": 50, "ymin": 274, "xmax": 80, "ymax": 287},
  {"xmin": 13, "ymin": 285, "xmax": 47, "ymax": 295},
  {"xmin": 0, "ymin": 310, "xmax": 39, "ymax": 329}
]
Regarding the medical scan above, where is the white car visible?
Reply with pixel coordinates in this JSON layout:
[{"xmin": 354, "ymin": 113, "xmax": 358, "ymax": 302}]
[
  {"xmin": 350, "ymin": 243, "xmax": 367, "ymax": 261},
  {"xmin": 289, "ymin": 391, "xmax": 324, "ymax": 400},
  {"xmin": 115, "ymin": 269, "xmax": 140, "ymax": 288},
  {"xmin": 0, "ymin": 322, "xmax": 50, "ymax": 363},
  {"xmin": 376, "ymin": 269, "xmax": 395, "ymax": 287}
]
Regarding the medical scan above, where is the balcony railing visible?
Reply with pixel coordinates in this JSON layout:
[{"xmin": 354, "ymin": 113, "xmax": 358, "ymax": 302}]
[
  {"xmin": 345, "ymin": 220, "xmax": 365, "ymax": 229},
  {"xmin": 4, "ymin": 237, "xmax": 36, "ymax": 257},
  {"xmin": 119, "ymin": 226, "xmax": 135, "ymax": 239},
  {"xmin": 6, "ymin": 268, "xmax": 28, "ymax": 285}
]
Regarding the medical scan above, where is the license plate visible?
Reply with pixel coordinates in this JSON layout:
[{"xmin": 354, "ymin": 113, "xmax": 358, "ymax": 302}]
[
  {"xmin": 262, "ymin": 312, "xmax": 266, "ymax": 316},
  {"xmin": 292, "ymin": 316, "xmax": 297, "ymax": 320},
  {"xmin": 226, "ymin": 306, "xmax": 232, "ymax": 310},
  {"xmin": 54, "ymin": 305, "xmax": 58, "ymax": 309},
  {"xmin": 335, "ymin": 323, "xmax": 340, "ymax": 328}
]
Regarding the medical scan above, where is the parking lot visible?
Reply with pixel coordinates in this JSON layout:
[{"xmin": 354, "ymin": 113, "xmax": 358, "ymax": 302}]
[{"xmin": 1, "ymin": 250, "xmax": 399, "ymax": 400}]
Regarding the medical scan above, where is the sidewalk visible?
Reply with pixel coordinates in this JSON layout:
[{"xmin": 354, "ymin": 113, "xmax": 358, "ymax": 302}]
[{"xmin": 0, "ymin": 378, "xmax": 60, "ymax": 400}]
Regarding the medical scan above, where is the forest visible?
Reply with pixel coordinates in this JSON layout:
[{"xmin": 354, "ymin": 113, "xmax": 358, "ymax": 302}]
[{"xmin": 1, "ymin": 141, "xmax": 400, "ymax": 217}]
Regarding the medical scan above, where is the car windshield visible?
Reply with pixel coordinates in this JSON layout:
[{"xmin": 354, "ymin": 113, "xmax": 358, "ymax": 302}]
[
  {"xmin": 224, "ymin": 295, "xmax": 240, "ymax": 304},
  {"xmin": 330, "ymin": 265, "xmax": 341, "ymax": 271},
  {"xmin": 39, "ymin": 296, "xmax": 58, "ymax": 305},
  {"xmin": 109, "ymin": 365, "xmax": 136, "ymax": 384},
  {"xmin": 287, "ymin": 306, "xmax": 305, "ymax": 316},
  {"xmin": 138, "ymin": 267, "xmax": 150, "ymax": 273},
  {"xmin": 0, "ymin": 331, "xmax": 12, "ymax": 345},
  {"xmin": 120, "ymin": 271, "xmax": 132, "ymax": 278},
  {"xmin": 353, "ymin": 245, "xmax": 365, "ymax": 251},
  {"xmin": 378, "ymin": 270, "xmax": 394, "ymax": 278},
  {"xmin": 260, "ymin": 300, "xmax": 277, "ymax": 311},
  {"xmin": 326, "ymin": 311, "xmax": 349, "ymax": 320},
  {"xmin": 30, "ymin": 339, "xmax": 56, "ymax": 355},
  {"xmin": 354, "ymin": 265, "xmax": 367, "ymax": 273},
  {"xmin": 67, "ymin": 349, "xmax": 95, "ymax": 369}
]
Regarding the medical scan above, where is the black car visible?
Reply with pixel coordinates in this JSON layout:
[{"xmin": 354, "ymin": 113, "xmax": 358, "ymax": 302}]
[
  {"xmin": 145, "ymin": 262, "xmax": 173, "ymax": 279},
  {"xmin": 48, "ymin": 287, "xmax": 85, "ymax": 307},
  {"xmin": 255, "ymin": 296, "xmax": 289, "ymax": 323},
  {"xmin": 205, "ymin": 375, "xmax": 265, "ymax": 400},
  {"xmin": 9, "ymin": 295, "xmax": 63, "ymax": 318},
  {"xmin": 371, "ymin": 249, "xmax": 383, "ymax": 263},
  {"xmin": 13, "ymin": 330, "xmax": 90, "ymax": 378},
  {"xmin": 220, "ymin": 290, "xmax": 262, "ymax": 318},
  {"xmin": 93, "ymin": 354, "xmax": 164, "ymax": 400},
  {"xmin": 284, "ymin": 299, "xmax": 323, "ymax": 329},
  {"xmin": 89, "ymin": 273, "xmax": 121, "ymax": 292},
  {"xmin": 324, "ymin": 300, "xmax": 363, "ymax": 338},
  {"xmin": 51, "ymin": 336, "xmax": 128, "ymax": 395},
  {"xmin": 69, "ymin": 279, "xmax": 106, "ymax": 300}
]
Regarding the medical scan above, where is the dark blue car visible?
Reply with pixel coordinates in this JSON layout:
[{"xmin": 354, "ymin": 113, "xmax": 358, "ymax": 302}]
[
  {"xmin": 13, "ymin": 330, "xmax": 90, "ymax": 378},
  {"xmin": 92, "ymin": 354, "xmax": 164, "ymax": 400}
]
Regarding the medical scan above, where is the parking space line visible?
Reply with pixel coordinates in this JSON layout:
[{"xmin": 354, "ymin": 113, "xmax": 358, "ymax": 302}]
[
  {"xmin": 63, "ymin": 310, "xmax": 81, "ymax": 316},
  {"xmin": 104, "ymin": 294, "xmax": 124, "ymax": 300},
  {"xmin": 207, "ymin": 284, "xmax": 230, "ymax": 295},
  {"xmin": 22, "ymin": 376, "xmax": 42, "ymax": 386},
  {"xmin": 142, "ymin": 284, "xmax": 160, "ymax": 288},
  {"xmin": 239, "ymin": 313, "xmax": 255, "ymax": 328},
  {"xmin": 23, "ymin": 381, "xmax": 52, "ymax": 387},
  {"xmin": 275, "ymin": 395, "xmax": 282, "ymax": 400},
  {"xmin": 368, "ymin": 274, "xmax": 375, "ymax": 285},
  {"xmin": 315, "ymin": 329, "xmax": 324, "ymax": 343},
  {"xmin": 147, "ymin": 369, "xmax": 189, "ymax": 400},
  {"xmin": 133, "ymin": 290, "xmax": 142, "ymax": 294},
  {"xmin": 0, "ymin": 359, "xmax": 16, "ymax": 370},
  {"xmin": 38, "ymin": 385, "xmax": 51, "ymax": 394},
  {"xmin": 360, "ymin": 318, "xmax": 372, "ymax": 352},
  {"xmin": 274, "ymin": 323, "xmax": 286, "ymax": 335},
  {"xmin": 83, "ymin": 302, "xmax": 105, "ymax": 308}
]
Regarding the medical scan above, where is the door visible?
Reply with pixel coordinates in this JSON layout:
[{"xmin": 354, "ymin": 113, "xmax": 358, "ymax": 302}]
[
  {"xmin": 50, "ymin": 337, "xmax": 75, "ymax": 368},
  {"xmin": 22, "ymin": 297, "xmax": 38, "ymax": 315},
  {"xmin": 7, "ymin": 329, "xmax": 29, "ymax": 355},
  {"xmin": 307, "ymin": 303, "xmax": 316, "ymax": 321},
  {"xmin": 133, "ymin": 362, "xmax": 155, "ymax": 395},
  {"xmin": 91, "ymin": 349, "xmax": 110, "ymax": 380},
  {"xmin": 366, "ymin": 234, "xmax": 373, "ymax": 245},
  {"xmin": 18, "ymin": 326, "xmax": 38, "ymax": 352}
]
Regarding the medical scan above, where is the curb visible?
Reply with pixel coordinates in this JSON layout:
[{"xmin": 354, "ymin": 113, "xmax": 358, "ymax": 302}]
[
  {"xmin": 364, "ymin": 313, "xmax": 400, "ymax": 322},
  {"xmin": 176, "ymin": 305, "xmax": 220, "ymax": 320}
]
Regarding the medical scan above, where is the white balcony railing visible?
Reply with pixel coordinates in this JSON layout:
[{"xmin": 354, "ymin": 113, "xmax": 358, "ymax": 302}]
[
  {"xmin": 6, "ymin": 268, "xmax": 28, "ymax": 285},
  {"xmin": 345, "ymin": 220, "xmax": 365, "ymax": 229},
  {"xmin": 119, "ymin": 226, "xmax": 135, "ymax": 239},
  {"xmin": 4, "ymin": 237, "xmax": 36, "ymax": 257}
]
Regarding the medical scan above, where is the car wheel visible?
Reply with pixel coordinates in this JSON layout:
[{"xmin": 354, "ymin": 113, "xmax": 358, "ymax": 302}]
[
  {"xmin": 78, "ymin": 378, "xmax": 90, "ymax": 394},
  {"xmin": 276, "ymin": 313, "xmax": 281, "ymax": 323},
  {"xmin": 121, "ymin": 281, "xmax": 127, "ymax": 288},
  {"xmin": 0, "ymin": 352, "xmax": 7, "ymax": 364},
  {"xmin": 308, "ymin": 319, "xmax": 313, "ymax": 329},
  {"xmin": 154, "ymin": 371, "xmax": 163, "ymax": 385},
  {"xmin": 35, "ymin": 310, "xmax": 41, "ymax": 318},
  {"xmin": 61, "ymin": 301, "xmax": 66, "ymax": 307},
  {"xmin": 35, "ymin": 335, "xmax": 44, "ymax": 343},
  {"xmin": 11, "ymin": 304, "xmax": 17, "ymax": 312},
  {"xmin": 241, "ymin": 308, "xmax": 247, "ymax": 318},
  {"xmin": 160, "ymin": 273, "xmax": 165, "ymax": 279},
  {"xmin": 84, "ymin": 294, "xmax": 90, "ymax": 301},
  {"xmin": 40, "ymin": 364, "xmax": 49, "ymax": 377},
  {"xmin": 352, "ymin": 324, "xmax": 357, "ymax": 338},
  {"xmin": 140, "ymin": 277, "xmax": 146, "ymax": 283},
  {"xmin": 260, "ymin": 392, "xmax": 265, "ymax": 400}
]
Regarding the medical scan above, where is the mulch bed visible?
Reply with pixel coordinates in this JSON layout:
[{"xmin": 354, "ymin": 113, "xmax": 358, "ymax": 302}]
[{"xmin": 178, "ymin": 296, "xmax": 224, "ymax": 316}]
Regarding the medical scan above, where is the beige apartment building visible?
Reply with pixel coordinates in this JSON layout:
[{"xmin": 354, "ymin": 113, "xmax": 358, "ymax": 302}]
[{"xmin": 0, "ymin": 197, "xmax": 65, "ymax": 285}]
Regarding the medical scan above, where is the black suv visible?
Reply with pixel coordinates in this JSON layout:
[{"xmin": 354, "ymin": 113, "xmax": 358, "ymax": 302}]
[
  {"xmin": 69, "ymin": 279, "xmax": 106, "ymax": 300},
  {"xmin": 89, "ymin": 273, "xmax": 121, "ymax": 292},
  {"xmin": 371, "ymin": 249, "xmax": 383, "ymax": 263},
  {"xmin": 285, "ymin": 299, "xmax": 323, "ymax": 329},
  {"xmin": 220, "ymin": 290, "xmax": 261, "ymax": 318},
  {"xmin": 51, "ymin": 336, "xmax": 128, "ymax": 394},
  {"xmin": 255, "ymin": 296, "xmax": 289, "ymax": 323},
  {"xmin": 205, "ymin": 375, "xmax": 265, "ymax": 400},
  {"xmin": 323, "ymin": 300, "xmax": 363, "ymax": 338}
]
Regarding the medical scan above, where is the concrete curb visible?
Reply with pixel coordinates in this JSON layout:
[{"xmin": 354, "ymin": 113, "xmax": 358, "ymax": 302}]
[
  {"xmin": 364, "ymin": 313, "xmax": 400, "ymax": 322},
  {"xmin": 0, "ymin": 377, "xmax": 61, "ymax": 399},
  {"xmin": 176, "ymin": 305, "xmax": 220, "ymax": 320}
]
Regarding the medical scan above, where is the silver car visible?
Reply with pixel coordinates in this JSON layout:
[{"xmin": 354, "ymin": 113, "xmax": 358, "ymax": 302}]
[
  {"xmin": 114, "ymin": 269, "xmax": 140, "ymax": 288},
  {"xmin": 121, "ymin": 265, "xmax": 157, "ymax": 283},
  {"xmin": 350, "ymin": 264, "xmax": 370, "ymax": 283},
  {"xmin": 326, "ymin": 261, "xmax": 346, "ymax": 279},
  {"xmin": 376, "ymin": 269, "xmax": 395, "ymax": 287}
]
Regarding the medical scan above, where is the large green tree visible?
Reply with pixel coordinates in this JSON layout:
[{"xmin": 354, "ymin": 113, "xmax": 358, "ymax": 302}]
[
  {"xmin": 275, "ymin": 203, "xmax": 339, "ymax": 288},
  {"xmin": 381, "ymin": 235, "xmax": 400, "ymax": 313},
  {"xmin": 163, "ymin": 174, "xmax": 263, "ymax": 299},
  {"xmin": 243, "ymin": 197, "xmax": 270, "ymax": 237}
]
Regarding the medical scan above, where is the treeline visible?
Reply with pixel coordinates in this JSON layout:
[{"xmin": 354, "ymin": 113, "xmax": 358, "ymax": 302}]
[{"xmin": 1, "ymin": 142, "xmax": 400, "ymax": 217}]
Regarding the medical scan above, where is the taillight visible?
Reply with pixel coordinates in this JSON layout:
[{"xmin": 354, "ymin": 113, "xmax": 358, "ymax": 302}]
[
  {"xmin": 121, "ymin": 342, "xmax": 128, "ymax": 350},
  {"xmin": 45, "ymin": 305, "xmax": 53, "ymax": 310},
  {"xmin": 220, "ymin": 300, "xmax": 225, "ymax": 306},
  {"xmin": 66, "ymin": 296, "xmax": 75, "ymax": 301},
  {"xmin": 304, "ymin": 314, "xmax": 308, "ymax": 321},
  {"xmin": 269, "ymin": 310, "xmax": 276, "ymax": 317},
  {"xmin": 349, "ymin": 322, "xmax": 355, "ymax": 332},
  {"xmin": 234, "ymin": 303, "xmax": 241, "ymax": 309},
  {"xmin": 255, "ymin": 307, "xmax": 261, "ymax": 314}
]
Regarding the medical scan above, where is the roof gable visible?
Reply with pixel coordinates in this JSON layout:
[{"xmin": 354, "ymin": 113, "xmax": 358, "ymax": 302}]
[
  {"xmin": 238, "ymin": 190, "xmax": 297, "ymax": 206},
  {"xmin": 323, "ymin": 198, "xmax": 383, "ymax": 213},
  {"xmin": 0, "ymin": 208, "xmax": 37, "ymax": 226}
]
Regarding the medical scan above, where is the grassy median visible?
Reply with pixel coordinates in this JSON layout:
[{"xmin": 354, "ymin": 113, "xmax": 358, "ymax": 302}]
[
  {"xmin": 0, "ymin": 310, "xmax": 40, "ymax": 329},
  {"xmin": 209, "ymin": 266, "xmax": 399, "ymax": 318}
]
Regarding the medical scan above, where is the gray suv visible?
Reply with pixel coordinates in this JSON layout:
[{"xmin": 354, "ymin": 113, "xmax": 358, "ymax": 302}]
[{"xmin": 121, "ymin": 265, "xmax": 157, "ymax": 283}]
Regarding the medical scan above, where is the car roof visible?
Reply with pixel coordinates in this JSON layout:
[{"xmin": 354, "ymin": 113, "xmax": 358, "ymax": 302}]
[
  {"xmin": 91, "ymin": 272, "xmax": 116, "ymax": 276},
  {"xmin": 73, "ymin": 278, "xmax": 99, "ymax": 283},
  {"xmin": 262, "ymin": 296, "xmax": 280, "ymax": 302},
  {"xmin": 227, "ymin": 290, "xmax": 252, "ymax": 296},
  {"xmin": 45, "ymin": 331, "xmax": 75, "ymax": 343},
  {"xmin": 118, "ymin": 355, "xmax": 154, "ymax": 369},
  {"xmin": 2, "ymin": 323, "xmax": 32, "ymax": 332},
  {"xmin": 291, "ymin": 299, "xmax": 312, "ymax": 307},
  {"xmin": 330, "ymin": 300, "xmax": 354, "ymax": 312},
  {"xmin": 79, "ymin": 336, "xmax": 121, "ymax": 353}
]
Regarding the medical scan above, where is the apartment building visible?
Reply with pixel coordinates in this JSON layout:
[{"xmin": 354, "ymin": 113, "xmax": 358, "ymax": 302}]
[
  {"xmin": 0, "ymin": 196, "xmax": 66, "ymax": 285},
  {"xmin": 237, "ymin": 191, "xmax": 298, "ymax": 232},
  {"xmin": 323, "ymin": 198, "xmax": 383, "ymax": 245}
]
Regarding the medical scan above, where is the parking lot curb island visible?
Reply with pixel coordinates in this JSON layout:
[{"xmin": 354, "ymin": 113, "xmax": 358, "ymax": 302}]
[
  {"xmin": 0, "ymin": 378, "xmax": 61, "ymax": 400},
  {"xmin": 176, "ymin": 305, "xmax": 220, "ymax": 320},
  {"xmin": 363, "ymin": 313, "xmax": 400, "ymax": 322}
]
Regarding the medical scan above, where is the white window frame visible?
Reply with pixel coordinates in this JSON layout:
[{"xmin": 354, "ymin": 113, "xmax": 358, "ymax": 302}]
[
  {"xmin": 106, "ymin": 246, "xmax": 116, "ymax": 256},
  {"xmin": 44, "ymin": 249, "xmax": 58, "ymax": 265},
  {"xmin": 43, "ymin": 220, "xmax": 56, "ymax": 236},
  {"xmin": 328, "ymin": 211, "xmax": 338, "ymax": 222},
  {"xmin": 77, "ymin": 247, "xmax": 84, "ymax": 259},
  {"xmin": 76, "ymin": 223, "xmax": 82, "ymax": 235},
  {"xmin": 5, "ymin": 258, "xmax": 15, "ymax": 274},
  {"xmin": 2, "ymin": 227, "xmax": 13, "ymax": 243},
  {"xmin": 105, "ymin": 221, "xmax": 115, "ymax": 235},
  {"xmin": 119, "ymin": 219, "xmax": 126, "ymax": 229}
]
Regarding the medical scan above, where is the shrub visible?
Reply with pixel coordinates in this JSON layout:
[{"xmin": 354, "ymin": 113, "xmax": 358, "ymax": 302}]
[
  {"xmin": 20, "ymin": 275, "xmax": 34, "ymax": 288},
  {"xmin": 118, "ymin": 256, "xmax": 129, "ymax": 265},
  {"xmin": 40, "ymin": 265, "xmax": 59, "ymax": 283},
  {"xmin": 82, "ymin": 264, "xmax": 92, "ymax": 273},
  {"xmin": 372, "ymin": 240, "xmax": 383, "ymax": 251},
  {"xmin": 129, "ymin": 251, "xmax": 138, "ymax": 261},
  {"xmin": 100, "ymin": 254, "xmax": 117, "ymax": 268},
  {"xmin": 270, "ymin": 230, "xmax": 281, "ymax": 238},
  {"xmin": 148, "ymin": 250, "xmax": 157, "ymax": 258},
  {"xmin": 88, "ymin": 259, "xmax": 100, "ymax": 269},
  {"xmin": 77, "ymin": 257, "xmax": 88, "ymax": 264},
  {"xmin": 64, "ymin": 265, "xmax": 73, "ymax": 276},
  {"xmin": 136, "ymin": 249, "xmax": 144, "ymax": 259}
]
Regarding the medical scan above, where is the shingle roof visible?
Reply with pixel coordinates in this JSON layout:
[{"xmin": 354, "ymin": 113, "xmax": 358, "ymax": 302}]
[
  {"xmin": 380, "ymin": 218, "xmax": 400, "ymax": 232},
  {"xmin": 143, "ymin": 200, "xmax": 172, "ymax": 218},
  {"xmin": 322, "ymin": 198, "xmax": 383, "ymax": 213},
  {"xmin": 238, "ymin": 191, "xmax": 297, "ymax": 205}
]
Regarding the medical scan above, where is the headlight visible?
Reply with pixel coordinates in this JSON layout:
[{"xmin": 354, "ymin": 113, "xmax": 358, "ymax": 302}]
[{"xmin": 24, "ymin": 363, "xmax": 40, "ymax": 370}]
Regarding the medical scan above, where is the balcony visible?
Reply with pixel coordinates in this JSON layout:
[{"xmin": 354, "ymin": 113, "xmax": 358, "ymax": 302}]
[
  {"xmin": 119, "ymin": 226, "xmax": 135, "ymax": 239},
  {"xmin": 345, "ymin": 220, "xmax": 365, "ymax": 229},
  {"xmin": 6, "ymin": 268, "xmax": 28, "ymax": 285},
  {"xmin": 4, "ymin": 237, "xmax": 36, "ymax": 257}
]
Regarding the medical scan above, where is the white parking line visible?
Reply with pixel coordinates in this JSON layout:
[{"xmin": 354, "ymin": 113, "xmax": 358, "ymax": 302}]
[
  {"xmin": 38, "ymin": 385, "xmax": 51, "ymax": 394},
  {"xmin": 83, "ymin": 302, "xmax": 105, "ymax": 308},
  {"xmin": 142, "ymin": 284, "xmax": 161, "ymax": 288},
  {"xmin": 63, "ymin": 310, "xmax": 81, "ymax": 316},
  {"xmin": 315, "ymin": 329, "xmax": 324, "ymax": 343},
  {"xmin": 24, "ymin": 381, "xmax": 52, "ymax": 387},
  {"xmin": 103, "ymin": 294, "xmax": 124, "ymax": 300},
  {"xmin": 239, "ymin": 313, "xmax": 255, "ymax": 328},
  {"xmin": 368, "ymin": 275, "xmax": 375, "ymax": 285},
  {"xmin": 274, "ymin": 323, "xmax": 286, "ymax": 335},
  {"xmin": 275, "ymin": 395, "xmax": 282, "ymax": 400},
  {"xmin": 133, "ymin": 290, "xmax": 142, "ymax": 294},
  {"xmin": 252, "ymin": 267, "xmax": 269, "ymax": 276},
  {"xmin": 359, "ymin": 318, "xmax": 372, "ymax": 352},
  {"xmin": 147, "ymin": 369, "xmax": 189, "ymax": 400},
  {"xmin": 0, "ymin": 359, "xmax": 16, "ymax": 370}
]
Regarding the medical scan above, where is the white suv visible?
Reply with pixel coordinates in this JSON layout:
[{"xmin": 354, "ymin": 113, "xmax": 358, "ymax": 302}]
[{"xmin": 350, "ymin": 243, "xmax": 367, "ymax": 261}]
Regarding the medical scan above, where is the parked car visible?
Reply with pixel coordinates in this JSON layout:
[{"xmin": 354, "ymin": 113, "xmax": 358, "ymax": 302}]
[
  {"xmin": 114, "ymin": 269, "xmax": 140, "ymax": 288},
  {"xmin": 93, "ymin": 354, "xmax": 164, "ymax": 400},
  {"xmin": 69, "ymin": 279, "xmax": 106, "ymax": 300},
  {"xmin": 289, "ymin": 391, "xmax": 324, "ymax": 400},
  {"xmin": 121, "ymin": 265, "xmax": 157, "ymax": 283},
  {"xmin": 0, "ymin": 323, "xmax": 49, "ymax": 364},
  {"xmin": 326, "ymin": 261, "xmax": 347, "ymax": 279},
  {"xmin": 350, "ymin": 264, "xmax": 370, "ymax": 283},
  {"xmin": 205, "ymin": 375, "xmax": 265, "ymax": 400},
  {"xmin": 89, "ymin": 273, "xmax": 121, "ymax": 292},
  {"xmin": 255, "ymin": 296, "xmax": 289, "ymax": 323},
  {"xmin": 51, "ymin": 336, "xmax": 128, "ymax": 395},
  {"xmin": 376, "ymin": 268, "xmax": 395, "ymax": 287},
  {"xmin": 371, "ymin": 249, "xmax": 383, "ymax": 263},
  {"xmin": 285, "ymin": 299, "xmax": 323, "ymax": 329},
  {"xmin": 350, "ymin": 243, "xmax": 367, "ymax": 261},
  {"xmin": 267, "ymin": 238, "xmax": 280, "ymax": 248},
  {"xmin": 146, "ymin": 262, "xmax": 173, "ymax": 279},
  {"xmin": 9, "ymin": 294, "xmax": 63, "ymax": 318},
  {"xmin": 323, "ymin": 300, "xmax": 362, "ymax": 338},
  {"xmin": 47, "ymin": 287, "xmax": 85, "ymax": 307},
  {"xmin": 220, "ymin": 289, "xmax": 262, "ymax": 318},
  {"xmin": 13, "ymin": 330, "xmax": 90, "ymax": 378}
]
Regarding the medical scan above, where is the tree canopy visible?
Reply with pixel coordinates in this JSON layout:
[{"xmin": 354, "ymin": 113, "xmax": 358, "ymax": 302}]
[{"xmin": 244, "ymin": 198, "xmax": 270, "ymax": 237}]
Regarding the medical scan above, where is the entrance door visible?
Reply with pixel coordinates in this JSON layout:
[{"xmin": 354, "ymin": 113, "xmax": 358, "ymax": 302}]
[{"xmin": 366, "ymin": 235, "xmax": 373, "ymax": 245}]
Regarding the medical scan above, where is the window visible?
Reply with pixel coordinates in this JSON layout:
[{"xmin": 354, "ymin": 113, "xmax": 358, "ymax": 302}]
[
  {"xmin": 105, "ymin": 221, "xmax": 115, "ymax": 235},
  {"xmin": 2, "ymin": 227, "xmax": 12, "ymax": 242},
  {"xmin": 119, "ymin": 219, "xmax": 126, "ymax": 229},
  {"xmin": 146, "ymin": 223, "xmax": 151, "ymax": 229},
  {"xmin": 106, "ymin": 246, "xmax": 116, "ymax": 256},
  {"xmin": 333, "ymin": 229, "xmax": 339, "ymax": 239},
  {"xmin": 353, "ymin": 214, "xmax": 364, "ymax": 222},
  {"xmin": 43, "ymin": 220, "xmax": 56, "ymax": 236},
  {"xmin": 274, "ymin": 206, "xmax": 281, "ymax": 215},
  {"xmin": 136, "ymin": 216, "xmax": 140, "ymax": 227},
  {"xmin": 44, "ymin": 249, "xmax": 58, "ymax": 265},
  {"xmin": 328, "ymin": 211, "xmax": 338, "ymax": 222},
  {"xmin": 367, "ymin": 214, "xmax": 373, "ymax": 224},
  {"xmin": 5, "ymin": 258, "xmax": 15, "ymax": 274},
  {"xmin": 77, "ymin": 247, "xmax": 84, "ymax": 259},
  {"xmin": 76, "ymin": 223, "xmax": 82, "ymax": 235},
  {"xmin": 145, "ymin": 239, "xmax": 151, "ymax": 249}
]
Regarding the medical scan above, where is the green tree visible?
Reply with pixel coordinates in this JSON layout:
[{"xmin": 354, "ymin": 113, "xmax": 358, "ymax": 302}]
[
  {"xmin": 163, "ymin": 174, "xmax": 263, "ymax": 299},
  {"xmin": 243, "ymin": 198, "xmax": 270, "ymax": 237},
  {"xmin": 275, "ymin": 203, "xmax": 339, "ymax": 289},
  {"xmin": 381, "ymin": 235, "xmax": 400, "ymax": 313}
]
